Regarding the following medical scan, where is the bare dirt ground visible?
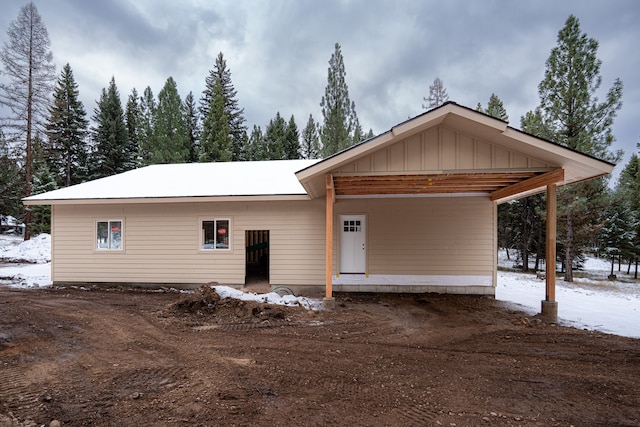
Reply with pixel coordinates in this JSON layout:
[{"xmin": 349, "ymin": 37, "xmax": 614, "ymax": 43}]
[{"xmin": 0, "ymin": 285, "xmax": 638, "ymax": 427}]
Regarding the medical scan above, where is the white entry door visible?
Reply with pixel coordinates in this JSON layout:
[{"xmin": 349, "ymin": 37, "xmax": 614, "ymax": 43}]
[{"xmin": 340, "ymin": 215, "xmax": 366, "ymax": 273}]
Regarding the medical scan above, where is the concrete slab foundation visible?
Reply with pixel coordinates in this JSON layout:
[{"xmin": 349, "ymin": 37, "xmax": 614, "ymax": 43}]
[
  {"xmin": 323, "ymin": 297, "xmax": 336, "ymax": 310},
  {"xmin": 541, "ymin": 300, "xmax": 558, "ymax": 322}
]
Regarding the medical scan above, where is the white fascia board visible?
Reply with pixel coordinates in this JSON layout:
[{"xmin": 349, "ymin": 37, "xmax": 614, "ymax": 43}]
[{"xmin": 23, "ymin": 194, "xmax": 312, "ymax": 206}]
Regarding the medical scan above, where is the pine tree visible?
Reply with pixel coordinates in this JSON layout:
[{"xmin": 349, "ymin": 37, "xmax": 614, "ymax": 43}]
[
  {"xmin": 46, "ymin": 63, "xmax": 90, "ymax": 187},
  {"xmin": 537, "ymin": 15, "xmax": 623, "ymax": 282},
  {"xmin": 365, "ymin": 129, "xmax": 375, "ymax": 140},
  {"xmin": 151, "ymin": 77, "xmax": 188, "ymax": 164},
  {"xmin": 199, "ymin": 81, "xmax": 232, "ymax": 162},
  {"xmin": 520, "ymin": 109, "xmax": 555, "ymax": 140},
  {"xmin": 263, "ymin": 112, "xmax": 287, "ymax": 160},
  {"xmin": 0, "ymin": 129, "xmax": 24, "ymax": 220},
  {"xmin": 245, "ymin": 125, "xmax": 266, "ymax": 161},
  {"xmin": 0, "ymin": 2, "xmax": 56, "ymax": 239},
  {"xmin": 486, "ymin": 94, "xmax": 508, "ymax": 121},
  {"xmin": 301, "ymin": 114, "xmax": 320, "ymax": 159},
  {"xmin": 600, "ymin": 200, "xmax": 635, "ymax": 277},
  {"xmin": 422, "ymin": 77, "xmax": 449, "ymax": 110},
  {"xmin": 138, "ymin": 86, "xmax": 156, "ymax": 166},
  {"xmin": 200, "ymin": 52, "xmax": 246, "ymax": 161},
  {"xmin": 283, "ymin": 115, "xmax": 301, "ymax": 160},
  {"xmin": 617, "ymin": 153, "xmax": 640, "ymax": 210},
  {"xmin": 320, "ymin": 43, "xmax": 359, "ymax": 157},
  {"xmin": 352, "ymin": 118, "xmax": 365, "ymax": 146},
  {"xmin": 497, "ymin": 201, "xmax": 517, "ymax": 261},
  {"xmin": 477, "ymin": 93, "xmax": 509, "ymax": 121},
  {"xmin": 182, "ymin": 91, "xmax": 199, "ymax": 162},
  {"xmin": 30, "ymin": 161, "xmax": 56, "ymax": 235},
  {"xmin": 615, "ymin": 151, "xmax": 640, "ymax": 277},
  {"xmin": 125, "ymin": 88, "xmax": 141, "ymax": 168},
  {"xmin": 91, "ymin": 77, "xmax": 131, "ymax": 179}
]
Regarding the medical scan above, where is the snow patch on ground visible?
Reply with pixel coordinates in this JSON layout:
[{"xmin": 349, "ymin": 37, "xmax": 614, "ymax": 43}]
[
  {"xmin": 497, "ymin": 270, "xmax": 640, "ymax": 339},
  {"xmin": 0, "ymin": 234, "xmax": 53, "ymax": 288},
  {"xmin": 0, "ymin": 233, "xmax": 51, "ymax": 263},
  {"xmin": 213, "ymin": 285, "xmax": 324, "ymax": 311},
  {"xmin": 0, "ymin": 262, "xmax": 52, "ymax": 288}
]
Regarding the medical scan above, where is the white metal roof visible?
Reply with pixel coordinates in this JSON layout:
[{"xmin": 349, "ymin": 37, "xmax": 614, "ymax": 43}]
[{"xmin": 24, "ymin": 159, "xmax": 320, "ymax": 204}]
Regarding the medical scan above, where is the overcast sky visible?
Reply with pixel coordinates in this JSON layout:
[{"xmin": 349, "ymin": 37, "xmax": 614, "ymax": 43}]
[{"xmin": 1, "ymin": 0, "xmax": 638, "ymax": 179}]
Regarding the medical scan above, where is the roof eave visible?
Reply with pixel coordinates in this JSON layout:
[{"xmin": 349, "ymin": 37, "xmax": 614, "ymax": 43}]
[{"xmin": 23, "ymin": 194, "xmax": 312, "ymax": 206}]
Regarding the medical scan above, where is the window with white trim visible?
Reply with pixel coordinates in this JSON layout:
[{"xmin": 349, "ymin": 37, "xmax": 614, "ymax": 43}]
[
  {"xmin": 96, "ymin": 220, "xmax": 123, "ymax": 250},
  {"xmin": 201, "ymin": 219, "xmax": 230, "ymax": 250}
]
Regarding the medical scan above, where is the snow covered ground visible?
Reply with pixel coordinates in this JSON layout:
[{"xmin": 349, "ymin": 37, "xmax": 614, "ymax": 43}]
[
  {"xmin": 496, "ymin": 251, "xmax": 640, "ymax": 338},
  {"xmin": 0, "ymin": 234, "xmax": 52, "ymax": 288},
  {"xmin": 1, "ymin": 235, "xmax": 638, "ymax": 338},
  {"xmin": 0, "ymin": 233, "xmax": 51, "ymax": 263}
]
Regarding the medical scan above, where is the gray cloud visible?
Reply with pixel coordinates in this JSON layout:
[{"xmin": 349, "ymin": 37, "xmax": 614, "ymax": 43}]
[{"xmin": 1, "ymin": 0, "xmax": 638, "ymax": 178}]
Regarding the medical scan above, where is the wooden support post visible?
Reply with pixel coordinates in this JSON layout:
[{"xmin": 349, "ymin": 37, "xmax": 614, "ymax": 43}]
[
  {"xmin": 325, "ymin": 174, "xmax": 335, "ymax": 303},
  {"xmin": 542, "ymin": 183, "xmax": 558, "ymax": 321},
  {"xmin": 545, "ymin": 183, "xmax": 557, "ymax": 301}
]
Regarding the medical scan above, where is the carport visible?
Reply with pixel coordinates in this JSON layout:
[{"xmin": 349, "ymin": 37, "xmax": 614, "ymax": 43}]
[{"xmin": 296, "ymin": 102, "xmax": 615, "ymax": 319}]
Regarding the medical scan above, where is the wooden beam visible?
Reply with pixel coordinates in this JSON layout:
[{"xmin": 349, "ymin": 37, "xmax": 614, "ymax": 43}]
[
  {"xmin": 490, "ymin": 168, "xmax": 564, "ymax": 202},
  {"xmin": 336, "ymin": 186, "xmax": 499, "ymax": 196},
  {"xmin": 333, "ymin": 172, "xmax": 540, "ymax": 197},
  {"xmin": 546, "ymin": 183, "xmax": 557, "ymax": 302},
  {"xmin": 335, "ymin": 172, "xmax": 535, "ymax": 184},
  {"xmin": 325, "ymin": 174, "xmax": 334, "ymax": 299}
]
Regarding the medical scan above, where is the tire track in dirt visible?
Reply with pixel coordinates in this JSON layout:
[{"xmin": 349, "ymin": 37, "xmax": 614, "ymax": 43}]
[
  {"xmin": 109, "ymin": 365, "xmax": 189, "ymax": 398},
  {"xmin": 394, "ymin": 404, "xmax": 440, "ymax": 426},
  {"xmin": 0, "ymin": 363, "xmax": 48, "ymax": 422},
  {"xmin": 192, "ymin": 318, "xmax": 336, "ymax": 332}
]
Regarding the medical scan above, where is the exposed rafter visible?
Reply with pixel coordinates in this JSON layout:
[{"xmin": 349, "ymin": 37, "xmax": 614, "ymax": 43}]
[{"xmin": 332, "ymin": 171, "xmax": 543, "ymax": 197}]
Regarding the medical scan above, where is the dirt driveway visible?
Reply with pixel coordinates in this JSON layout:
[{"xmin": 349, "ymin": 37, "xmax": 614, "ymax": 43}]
[{"xmin": 0, "ymin": 285, "xmax": 638, "ymax": 426}]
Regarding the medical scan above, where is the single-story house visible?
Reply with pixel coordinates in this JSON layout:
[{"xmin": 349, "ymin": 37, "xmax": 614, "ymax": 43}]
[{"xmin": 24, "ymin": 102, "xmax": 614, "ymax": 316}]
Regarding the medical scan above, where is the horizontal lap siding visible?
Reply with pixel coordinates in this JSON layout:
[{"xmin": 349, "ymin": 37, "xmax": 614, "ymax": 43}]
[
  {"xmin": 52, "ymin": 199, "xmax": 325, "ymax": 286},
  {"xmin": 255, "ymin": 200, "xmax": 325, "ymax": 285},
  {"xmin": 334, "ymin": 197, "xmax": 495, "ymax": 277}
]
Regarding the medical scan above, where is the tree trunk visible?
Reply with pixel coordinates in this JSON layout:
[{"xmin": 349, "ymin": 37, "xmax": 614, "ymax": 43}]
[
  {"xmin": 24, "ymin": 23, "xmax": 35, "ymax": 241},
  {"xmin": 534, "ymin": 219, "xmax": 544, "ymax": 271},
  {"xmin": 610, "ymin": 257, "xmax": 615, "ymax": 276},
  {"xmin": 564, "ymin": 214, "xmax": 574, "ymax": 282},
  {"xmin": 66, "ymin": 151, "xmax": 72, "ymax": 187},
  {"xmin": 635, "ymin": 258, "xmax": 638, "ymax": 280},
  {"xmin": 521, "ymin": 199, "xmax": 532, "ymax": 272}
]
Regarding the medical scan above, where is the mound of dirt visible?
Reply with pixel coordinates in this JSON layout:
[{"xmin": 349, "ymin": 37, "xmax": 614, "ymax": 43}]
[
  {"xmin": 163, "ymin": 284, "xmax": 298, "ymax": 323},
  {"xmin": 170, "ymin": 284, "xmax": 222, "ymax": 314}
]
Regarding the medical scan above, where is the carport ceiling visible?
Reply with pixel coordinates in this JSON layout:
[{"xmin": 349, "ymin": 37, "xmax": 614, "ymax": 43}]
[{"xmin": 332, "ymin": 169, "xmax": 563, "ymax": 200}]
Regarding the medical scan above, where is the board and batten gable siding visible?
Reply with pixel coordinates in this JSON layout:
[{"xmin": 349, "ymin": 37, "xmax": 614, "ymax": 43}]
[
  {"xmin": 335, "ymin": 125, "xmax": 551, "ymax": 173},
  {"xmin": 51, "ymin": 199, "xmax": 325, "ymax": 287},
  {"xmin": 332, "ymin": 197, "xmax": 496, "ymax": 283}
]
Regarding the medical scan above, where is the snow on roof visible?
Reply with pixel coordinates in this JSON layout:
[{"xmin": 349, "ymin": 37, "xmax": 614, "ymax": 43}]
[{"xmin": 24, "ymin": 159, "xmax": 320, "ymax": 203}]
